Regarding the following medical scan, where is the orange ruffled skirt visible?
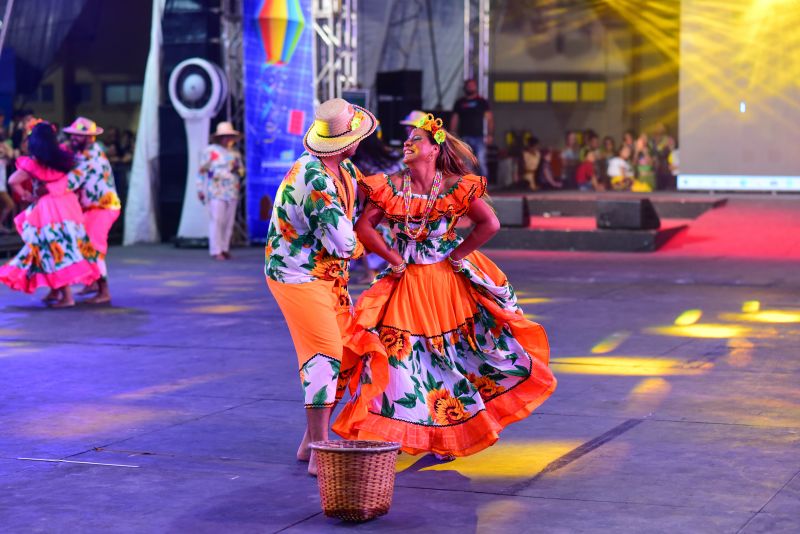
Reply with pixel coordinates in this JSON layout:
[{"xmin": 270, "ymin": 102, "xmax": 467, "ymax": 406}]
[{"xmin": 333, "ymin": 252, "xmax": 556, "ymax": 457}]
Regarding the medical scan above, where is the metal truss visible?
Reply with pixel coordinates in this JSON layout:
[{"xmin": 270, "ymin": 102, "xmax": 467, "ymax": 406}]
[
  {"xmin": 311, "ymin": 0, "xmax": 358, "ymax": 106},
  {"xmin": 464, "ymin": 0, "xmax": 490, "ymax": 96},
  {"xmin": 220, "ymin": 0, "xmax": 249, "ymax": 244}
]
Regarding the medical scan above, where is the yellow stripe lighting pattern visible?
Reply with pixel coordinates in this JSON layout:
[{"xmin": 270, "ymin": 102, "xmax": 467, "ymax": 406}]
[
  {"xmin": 720, "ymin": 300, "xmax": 800, "ymax": 323},
  {"xmin": 647, "ymin": 323, "xmax": 752, "ymax": 339},
  {"xmin": 396, "ymin": 440, "xmax": 582, "ymax": 479},
  {"xmin": 550, "ymin": 356, "xmax": 712, "ymax": 376},
  {"xmin": 647, "ymin": 308, "xmax": 752, "ymax": 339}
]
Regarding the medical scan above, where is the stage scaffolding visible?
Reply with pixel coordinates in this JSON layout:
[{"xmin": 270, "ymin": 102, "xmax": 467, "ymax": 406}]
[
  {"xmin": 220, "ymin": 0, "xmax": 248, "ymax": 244},
  {"xmin": 464, "ymin": 0, "xmax": 490, "ymax": 96},
  {"xmin": 311, "ymin": 0, "xmax": 358, "ymax": 106}
]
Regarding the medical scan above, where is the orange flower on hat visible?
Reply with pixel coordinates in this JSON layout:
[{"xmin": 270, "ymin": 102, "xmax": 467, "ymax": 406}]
[
  {"xmin": 380, "ymin": 327, "xmax": 412, "ymax": 361},
  {"xmin": 350, "ymin": 110, "xmax": 365, "ymax": 132}
]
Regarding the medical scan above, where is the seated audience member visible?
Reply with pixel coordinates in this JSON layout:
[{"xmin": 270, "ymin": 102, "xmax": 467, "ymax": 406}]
[
  {"xmin": 575, "ymin": 151, "xmax": 604, "ymax": 191},
  {"xmin": 608, "ymin": 145, "xmax": 635, "ymax": 191},
  {"xmin": 521, "ymin": 137, "xmax": 541, "ymax": 191},
  {"xmin": 536, "ymin": 149, "xmax": 563, "ymax": 190},
  {"xmin": 0, "ymin": 133, "xmax": 14, "ymax": 233},
  {"xmin": 633, "ymin": 134, "xmax": 655, "ymax": 192},
  {"xmin": 560, "ymin": 131, "xmax": 580, "ymax": 188}
]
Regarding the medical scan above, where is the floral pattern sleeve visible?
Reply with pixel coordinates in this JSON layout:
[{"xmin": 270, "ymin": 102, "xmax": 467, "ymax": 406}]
[
  {"xmin": 265, "ymin": 152, "xmax": 364, "ymax": 284},
  {"xmin": 303, "ymin": 159, "xmax": 361, "ymax": 259}
]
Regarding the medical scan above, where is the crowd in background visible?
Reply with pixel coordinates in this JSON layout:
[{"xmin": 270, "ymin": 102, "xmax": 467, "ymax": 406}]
[
  {"xmin": 508, "ymin": 125, "xmax": 679, "ymax": 193},
  {"xmin": 0, "ymin": 109, "xmax": 134, "ymax": 234}
]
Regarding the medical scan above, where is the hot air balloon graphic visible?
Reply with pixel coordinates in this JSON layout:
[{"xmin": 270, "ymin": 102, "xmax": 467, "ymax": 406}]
[{"xmin": 258, "ymin": 0, "xmax": 306, "ymax": 66}]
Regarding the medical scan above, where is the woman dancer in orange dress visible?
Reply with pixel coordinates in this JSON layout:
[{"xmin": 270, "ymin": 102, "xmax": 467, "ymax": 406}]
[{"xmin": 333, "ymin": 114, "xmax": 556, "ymax": 458}]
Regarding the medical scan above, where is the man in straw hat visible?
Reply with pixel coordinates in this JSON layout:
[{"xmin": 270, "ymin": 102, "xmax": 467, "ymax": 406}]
[
  {"xmin": 51, "ymin": 117, "xmax": 121, "ymax": 305},
  {"xmin": 265, "ymin": 98, "xmax": 376, "ymax": 476},
  {"xmin": 198, "ymin": 121, "xmax": 244, "ymax": 260}
]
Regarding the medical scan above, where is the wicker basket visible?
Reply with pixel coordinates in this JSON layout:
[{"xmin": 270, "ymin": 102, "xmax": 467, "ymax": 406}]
[{"xmin": 309, "ymin": 440, "xmax": 401, "ymax": 522}]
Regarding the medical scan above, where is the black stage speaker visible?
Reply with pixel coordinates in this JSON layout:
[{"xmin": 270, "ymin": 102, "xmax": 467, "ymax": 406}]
[
  {"xmin": 376, "ymin": 70, "xmax": 422, "ymax": 145},
  {"xmin": 490, "ymin": 197, "xmax": 529, "ymax": 227},
  {"xmin": 157, "ymin": 0, "xmax": 221, "ymax": 241},
  {"xmin": 596, "ymin": 199, "xmax": 661, "ymax": 230}
]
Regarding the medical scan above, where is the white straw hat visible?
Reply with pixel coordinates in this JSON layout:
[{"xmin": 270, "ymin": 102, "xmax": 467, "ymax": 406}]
[
  {"xmin": 211, "ymin": 121, "xmax": 242, "ymax": 139},
  {"xmin": 303, "ymin": 98, "xmax": 377, "ymax": 157}
]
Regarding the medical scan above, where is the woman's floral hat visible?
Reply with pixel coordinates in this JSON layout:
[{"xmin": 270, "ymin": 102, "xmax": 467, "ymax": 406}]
[
  {"xmin": 303, "ymin": 98, "xmax": 377, "ymax": 157},
  {"xmin": 415, "ymin": 113, "xmax": 446, "ymax": 144}
]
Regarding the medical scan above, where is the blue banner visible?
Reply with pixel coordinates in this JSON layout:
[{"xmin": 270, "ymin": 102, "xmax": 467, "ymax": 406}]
[{"xmin": 243, "ymin": 0, "xmax": 313, "ymax": 242}]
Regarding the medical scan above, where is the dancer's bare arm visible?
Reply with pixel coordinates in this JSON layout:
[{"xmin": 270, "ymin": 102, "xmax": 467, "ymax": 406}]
[
  {"xmin": 8, "ymin": 169, "xmax": 33, "ymax": 202},
  {"xmin": 355, "ymin": 203, "xmax": 403, "ymax": 266},
  {"xmin": 449, "ymin": 198, "xmax": 500, "ymax": 262}
]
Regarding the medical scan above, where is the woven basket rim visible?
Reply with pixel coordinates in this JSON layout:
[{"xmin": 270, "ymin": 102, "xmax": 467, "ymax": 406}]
[{"xmin": 308, "ymin": 439, "xmax": 401, "ymax": 453}]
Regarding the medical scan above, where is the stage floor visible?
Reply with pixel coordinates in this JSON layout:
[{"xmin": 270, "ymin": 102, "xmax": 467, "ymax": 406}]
[{"xmin": 1, "ymin": 240, "xmax": 800, "ymax": 532}]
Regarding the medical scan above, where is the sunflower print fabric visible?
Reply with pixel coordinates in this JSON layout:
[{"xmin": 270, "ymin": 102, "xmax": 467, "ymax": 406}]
[
  {"xmin": 264, "ymin": 152, "xmax": 364, "ymax": 285},
  {"xmin": 67, "ymin": 143, "xmax": 121, "ymax": 211},
  {"xmin": 333, "ymin": 172, "xmax": 556, "ymax": 457}
]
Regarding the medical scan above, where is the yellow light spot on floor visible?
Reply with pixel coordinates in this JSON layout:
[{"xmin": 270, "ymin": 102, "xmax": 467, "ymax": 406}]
[
  {"xmin": 0, "ymin": 328, "xmax": 21, "ymax": 336},
  {"xmin": 551, "ymin": 356, "xmax": 712, "ymax": 376},
  {"xmin": 188, "ymin": 304, "xmax": 256, "ymax": 314},
  {"xmin": 121, "ymin": 258, "xmax": 154, "ymax": 265},
  {"xmin": 646, "ymin": 324, "xmax": 752, "ymax": 339},
  {"xmin": 517, "ymin": 297, "xmax": 553, "ymax": 305},
  {"xmin": 136, "ymin": 288, "xmax": 178, "ymax": 296},
  {"xmin": 726, "ymin": 338, "xmax": 754, "ymax": 367},
  {"xmin": 477, "ymin": 499, "xmax": 528, "ymax": 531},
  {"xmin": 164, "ymin": 280, "xmax": 197, "ymax": 288},
  {"xmin": 630, "ymin": 377, "xmax": 671, "ymax": 396},
  {"xmin": 523, "ymin": 313, "xmax": 541, "ymax": 320},
  {"xmin": 591, "ymin": 331, "xmax": 631, "ymax": 354},
  {"xmin": 674, "ymin": 309, "xmax": 702, "ymax": 326},
  {"xmin": 720, "ymin": 310, "xmax": 800, "ymax": 324},
  {"xmin": 94, "ymin": 307, "xmax": 139, "ymax": 315},
  {"xmin": 0, "ymin": 341, "xmax": 39, "ymax": 357},
  {"xmin": 419, "ymin": 441, "xmax": 581, "ymax": 479},
  {"xmin": 114, "ymin": 372, "xmax": 232, "ymax": 400},
  {"xmin": 395, "ymin": 452, "xmax": 423, "ymax": 472},
  {"xmin": 17, "ymin": 404, "xmax": 172, "ymax": 438},
  {"xmin": 742, "ymin": 300, "xmax": 761, "ymax": 313}
]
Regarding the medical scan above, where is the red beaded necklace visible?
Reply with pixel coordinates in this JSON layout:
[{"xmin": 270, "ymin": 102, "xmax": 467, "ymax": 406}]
[{"xmin": 402, "ymin": 168, "xmax": 443, "ymax": 241}]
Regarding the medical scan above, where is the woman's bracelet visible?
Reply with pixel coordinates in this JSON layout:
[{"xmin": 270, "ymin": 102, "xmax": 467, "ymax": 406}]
[
  {"xmin": 390, "ymin": 262, "xmax": 407, "ymax": 274},
  {"xmin": 448, "ymin": 256, "xmax": 464, "ymax": 271}
]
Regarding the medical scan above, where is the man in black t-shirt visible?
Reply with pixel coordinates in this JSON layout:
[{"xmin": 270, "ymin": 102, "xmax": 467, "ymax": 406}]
[{"xmin": 450, "ymin": 79, "xmax": 494, "ymax": 175}]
